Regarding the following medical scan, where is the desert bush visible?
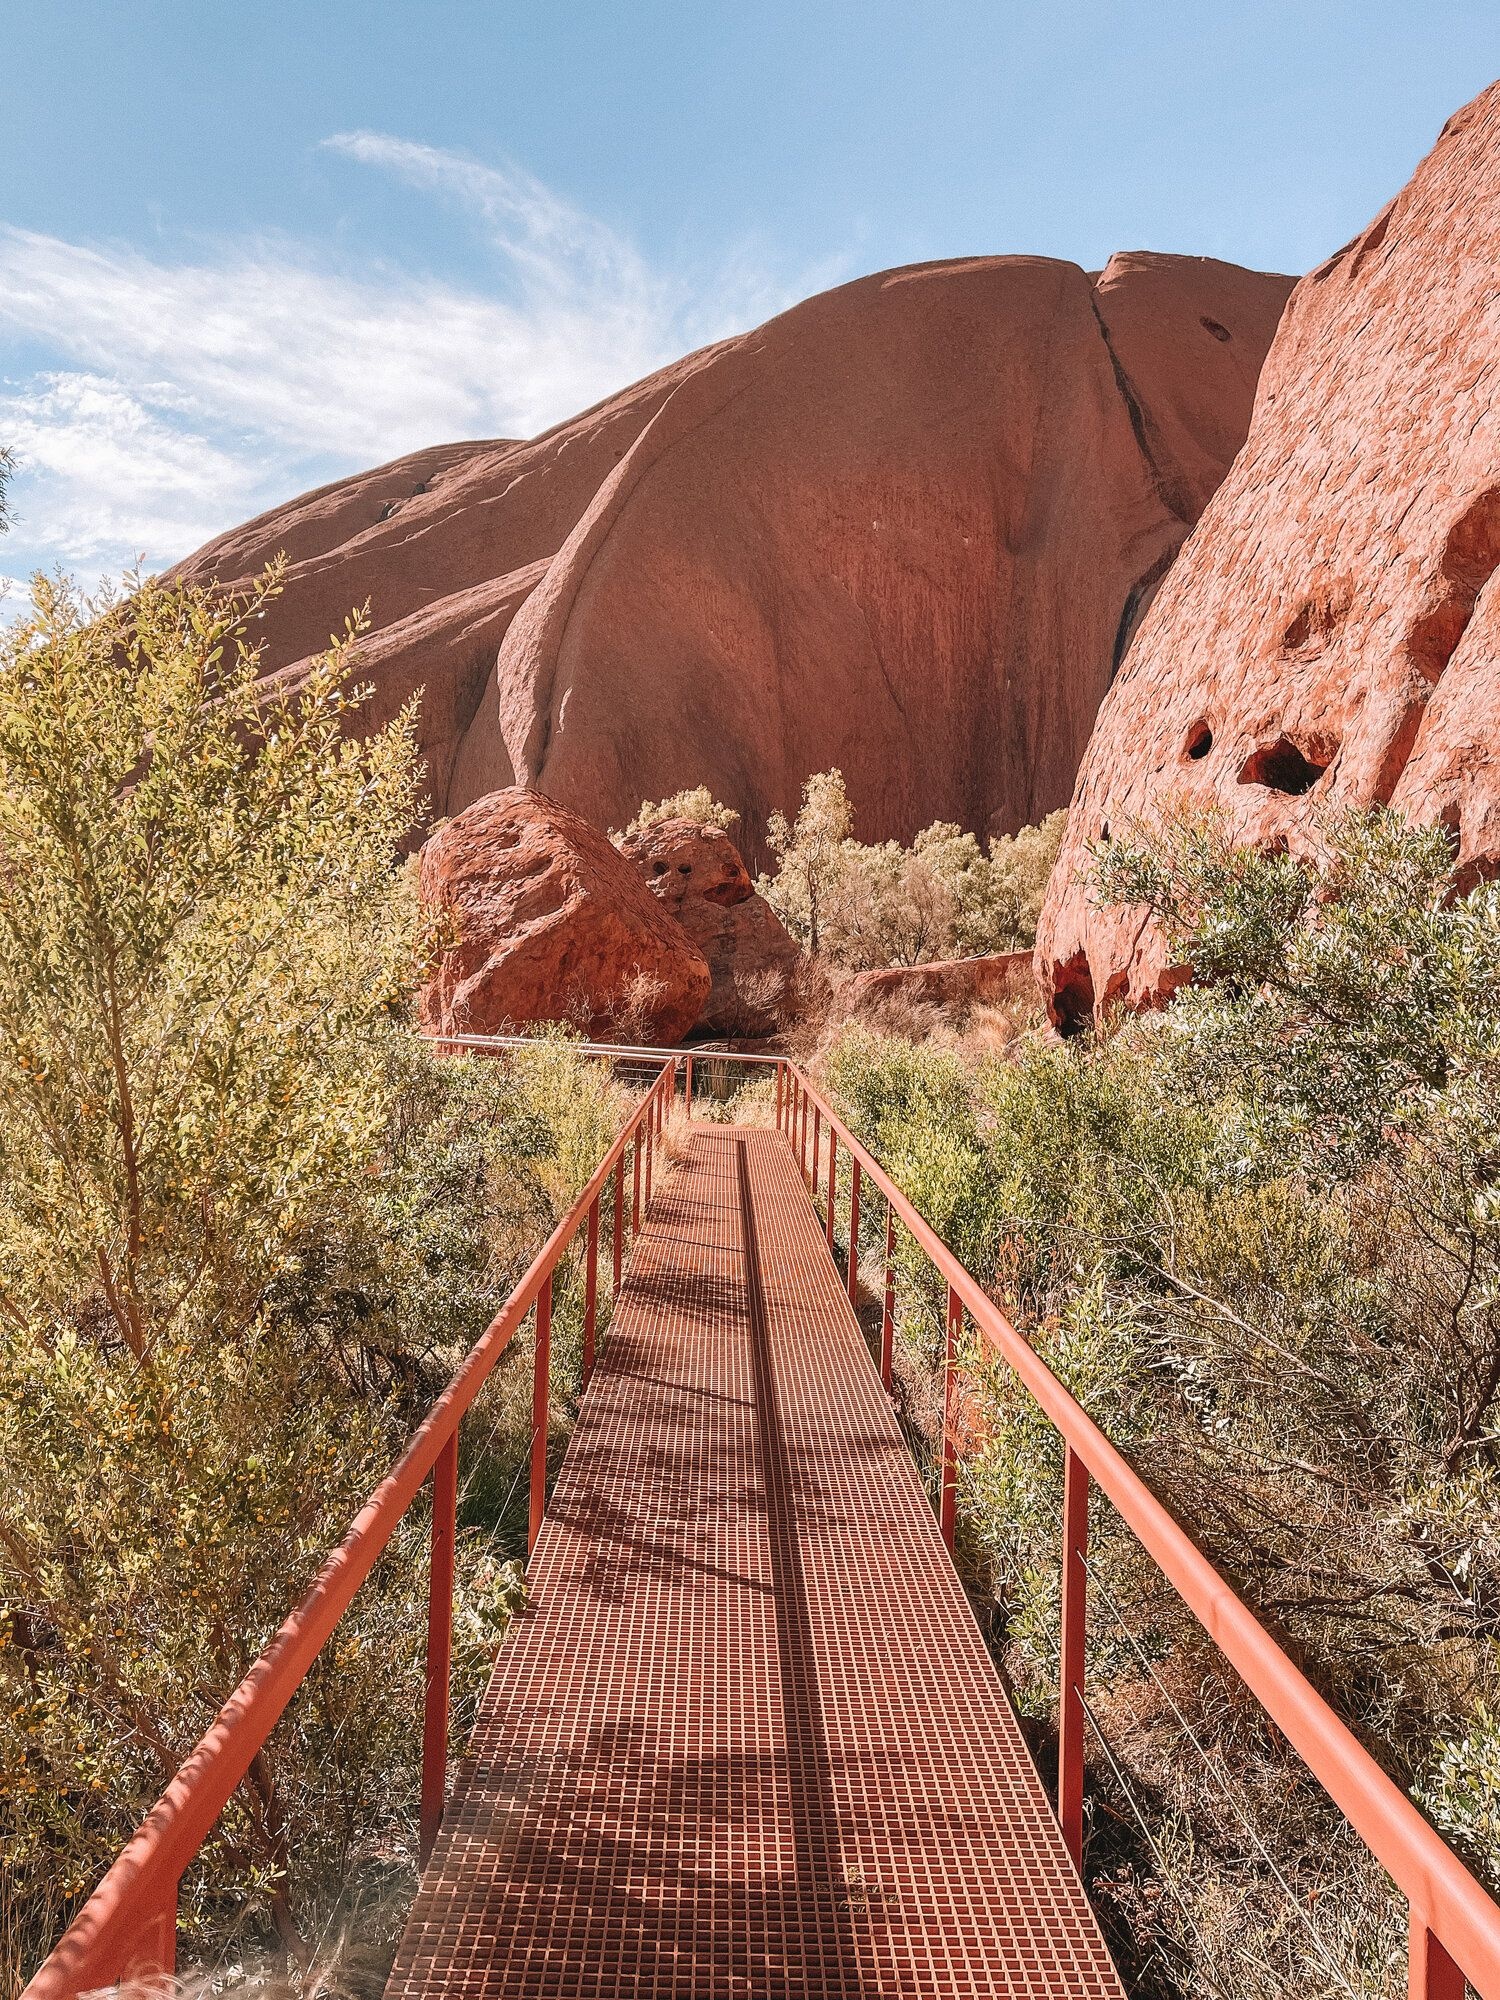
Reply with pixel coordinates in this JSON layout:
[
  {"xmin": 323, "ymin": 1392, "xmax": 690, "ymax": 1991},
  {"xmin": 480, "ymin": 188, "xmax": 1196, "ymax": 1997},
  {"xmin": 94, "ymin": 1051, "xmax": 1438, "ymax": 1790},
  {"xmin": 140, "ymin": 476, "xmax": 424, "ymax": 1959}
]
[
  {"xmin": 759, "ymin": 767, "xmax": 1063, "ymax": 968},
  {"xmin": 614, "ymin": 785, "xmax": 738, "ymax": 840},
  {"xmin": 822, "ymin": 807, "xmax": 1500, "ymax": 1997},
  {"xmin": 0, "ymin": 575, "xmax": 633, "ymax": 1994},
  {"xmin": 761, "ymin": 768, "xmax": 856, "ymax": 956}
]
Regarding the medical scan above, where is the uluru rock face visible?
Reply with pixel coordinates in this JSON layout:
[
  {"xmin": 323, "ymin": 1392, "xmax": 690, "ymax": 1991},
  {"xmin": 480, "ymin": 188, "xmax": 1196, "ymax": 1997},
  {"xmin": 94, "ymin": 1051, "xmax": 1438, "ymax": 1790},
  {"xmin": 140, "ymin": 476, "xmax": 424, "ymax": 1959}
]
[
  {"xmin": 840, "ymin": 951, "xmax": 1035, "ymax": 1028},
  {"xmin": 175, "ymin": 255, "xmax": 1291, "ymax": 859},
  {"xmin": 419, "ymin": 788, "xmax": 710, "ymax": 1044},
  {"xmin": 615, "ymin": 818, "xmax": 801, "ymax": 1036},
  {"xmin": 1036, "ymin": 85, "xmax": 1500, "ymax": 1028}
]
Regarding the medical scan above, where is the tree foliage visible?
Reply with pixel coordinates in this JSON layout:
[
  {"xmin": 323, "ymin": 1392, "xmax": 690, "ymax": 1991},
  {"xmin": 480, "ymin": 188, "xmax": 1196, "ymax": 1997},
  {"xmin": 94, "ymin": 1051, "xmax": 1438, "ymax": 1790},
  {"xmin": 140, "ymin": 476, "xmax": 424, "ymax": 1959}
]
[
  {"xmin": 761, "ymin": 768, "xmax": 856, "ymax": 957},
  {"xmin": 759, "ymin": 766, "xmax": 1062, "ymax": 967},
  {"xmin": 0, "ymin": 570, "xmax": 427, "ymax": 1359},
  {"xmin": 615, "ymin": 785, "xmax": 739, "ymax": 840},
  {"xmin": 0, "ymin": 574, "xmax": 633, "ymax": 1989}
]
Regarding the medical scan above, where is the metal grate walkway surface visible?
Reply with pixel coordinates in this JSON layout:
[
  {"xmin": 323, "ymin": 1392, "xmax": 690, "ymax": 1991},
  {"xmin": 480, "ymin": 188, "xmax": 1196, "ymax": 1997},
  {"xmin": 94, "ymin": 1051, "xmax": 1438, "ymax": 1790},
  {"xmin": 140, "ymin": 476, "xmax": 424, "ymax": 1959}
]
[{"xmin": 384, "ymin": 1126, "xmax": 1124, "ymax": 1999}]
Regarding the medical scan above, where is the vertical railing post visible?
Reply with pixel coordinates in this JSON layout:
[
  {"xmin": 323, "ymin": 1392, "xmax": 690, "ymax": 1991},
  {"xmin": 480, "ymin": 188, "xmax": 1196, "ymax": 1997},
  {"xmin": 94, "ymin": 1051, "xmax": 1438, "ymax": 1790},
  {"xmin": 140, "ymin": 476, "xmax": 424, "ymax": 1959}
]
[
  {"xmin": 1409, "ymin": 1912, "xmax": 1464, "ymax": 2000},
  {"xmin": 1058, "ymin": 1444, "xmax": 1090, "ymax": 1870},
  {"xmin": 940, "ymin": 1284, "xmax": 960, "ymax": 1548},
  {"xmin": 775, "ymin": 1062, "xmax": 784, "ymax": 1131},
  {"xmin": 612, "ymin": 1160, "xmax": 624, "ymax": 1293},
  {"xmin": 644, "ymin": 1089, "xmax": 655, "ymax": 1211},
  {"xmin": 812, "ymin": 1106, "xmax": 821, "ymax": 1197},
  {"xmin": 632, "ymin": 1131, "xmax": 642, "ymax": 1235},
  {"xmin": 847, "ymin": 1157, "xmax": 861, "ymax": 1303},
  {"xmin": 122, "ymin": 1885, "xmax": 179, "ymax": 1985},
  {"xmin": 686, "ymin": 1054, "xmax": 694, "ymax": 1120},
  {"xmin": 881, "ymin": 1205, "xmax": 896, "ymax": 1391},
  {"xmin": 582, "ymin": 1195, "xmax": 600, "ymax": 1388},
  {"xmin": 528, "ymin": 1275, "xmax": 552, "ymax": 1556},
  {"xmin": 420, "ymin": 1430, "xmax": 458, "ymax": 1864},
  {"xmin": 826, "ymin": 1133, "xmax": 838, "ymax": 1252}
]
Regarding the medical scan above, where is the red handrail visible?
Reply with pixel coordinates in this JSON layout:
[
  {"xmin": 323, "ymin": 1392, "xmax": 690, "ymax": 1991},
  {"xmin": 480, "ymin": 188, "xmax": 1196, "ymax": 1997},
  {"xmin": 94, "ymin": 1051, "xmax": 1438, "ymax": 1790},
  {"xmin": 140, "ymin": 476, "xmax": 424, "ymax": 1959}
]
[
  {"xmin": 23, "ymin": 1062, "xmax": 674, "ymax": 2000},
  {"xmin": 781, "ymin": 1062, "xmax": 1491, "ymax": 2000}
]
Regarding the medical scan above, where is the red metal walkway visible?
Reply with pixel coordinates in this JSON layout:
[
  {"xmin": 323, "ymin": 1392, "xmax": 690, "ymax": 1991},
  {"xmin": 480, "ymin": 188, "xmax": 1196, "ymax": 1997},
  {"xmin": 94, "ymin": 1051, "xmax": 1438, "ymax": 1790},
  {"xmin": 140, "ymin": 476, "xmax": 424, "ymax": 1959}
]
[{"xmin": 385, "ymin": 1126, "xmax": 1124, "ymax": 1999}]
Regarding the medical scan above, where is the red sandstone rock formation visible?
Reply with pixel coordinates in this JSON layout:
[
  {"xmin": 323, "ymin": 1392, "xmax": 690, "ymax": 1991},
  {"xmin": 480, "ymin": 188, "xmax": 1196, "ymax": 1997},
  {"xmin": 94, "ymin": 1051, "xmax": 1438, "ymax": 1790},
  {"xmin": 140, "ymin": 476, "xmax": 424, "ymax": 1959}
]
[
  {"xmin": 175, "ymin": 255, "xmax": 1291, "ymax": 858},
  {"xmin": 419, "ymin": 788, "xmax": 710, "ymax": 1043},
  {"xmin": 1037, "ymin": 85, "xmax": 1500, "ymax": 1029},
  {"xmin": 615, "ymin": 818, "xmax": 800, "ymax": 1036},
  {"xmin": 840, "ymin": 951, "xmax": 1034, "ymax": 1027}
]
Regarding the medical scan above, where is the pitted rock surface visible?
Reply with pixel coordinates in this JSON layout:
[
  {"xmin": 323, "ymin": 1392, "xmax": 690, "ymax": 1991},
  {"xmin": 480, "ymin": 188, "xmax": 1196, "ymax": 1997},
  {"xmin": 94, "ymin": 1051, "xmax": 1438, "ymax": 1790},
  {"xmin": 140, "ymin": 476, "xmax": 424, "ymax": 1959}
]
[
  {"xmin": 420, "ymin": 788, "xmax": 710, "ymax": 1044},
  {"xmin": 1037, "ymin": 85, "xmax": 1500, "ymax": 1026},
  {"xmin": 616, "ymin": 818, "xmax": 801, "ymax": 1036}
]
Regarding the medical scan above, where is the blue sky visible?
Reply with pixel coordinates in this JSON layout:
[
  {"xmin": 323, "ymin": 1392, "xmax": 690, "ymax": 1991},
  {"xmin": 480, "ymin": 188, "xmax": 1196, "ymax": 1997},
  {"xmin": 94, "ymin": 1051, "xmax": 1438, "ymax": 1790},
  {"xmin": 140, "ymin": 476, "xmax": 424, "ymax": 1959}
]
[{"xmin": 1, "ymin": 1, "xmax": 1496, "ymax": 588}]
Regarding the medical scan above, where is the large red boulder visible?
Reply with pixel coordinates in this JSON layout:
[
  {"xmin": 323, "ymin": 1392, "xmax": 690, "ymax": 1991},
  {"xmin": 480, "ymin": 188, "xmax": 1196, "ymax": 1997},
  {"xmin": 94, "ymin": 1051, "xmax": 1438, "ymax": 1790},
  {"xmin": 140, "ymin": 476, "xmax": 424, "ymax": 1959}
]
[
  {"xmin": 840, "ymin": 951, "xmax": 1035, "ymax": 1027},
  {"xmin": 174, "ymin": 254, "xmax": 1291, "ymax": 861},
  {"xmin": 615, "ymin": 818, "xmax": 801, "ymax": 1036},
  {"xmin": 1037, "ymin": 85, "xmax": 1500, "ymax": 1027},
  {"xmin": 419, "ymin": 789, "xmax": 710, "ymax": 1044}
]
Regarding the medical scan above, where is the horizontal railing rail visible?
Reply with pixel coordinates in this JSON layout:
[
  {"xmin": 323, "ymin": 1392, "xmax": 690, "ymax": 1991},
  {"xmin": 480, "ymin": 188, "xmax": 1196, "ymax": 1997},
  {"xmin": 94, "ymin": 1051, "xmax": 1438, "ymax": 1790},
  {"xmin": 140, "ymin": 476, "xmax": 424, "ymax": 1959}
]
[
  {"xmin": 23, "ymin": 1059, "xmax": 675, "ymax": 2000},
  {"xmin": 779, "ymin": 1061, "xmax": 1498, "ymax": 2000}
]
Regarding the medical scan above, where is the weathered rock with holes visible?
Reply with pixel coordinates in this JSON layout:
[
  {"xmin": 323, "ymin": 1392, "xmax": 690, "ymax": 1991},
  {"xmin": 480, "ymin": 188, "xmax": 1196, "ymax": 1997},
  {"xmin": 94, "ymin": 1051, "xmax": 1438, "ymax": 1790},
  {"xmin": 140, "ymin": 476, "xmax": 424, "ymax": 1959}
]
[
  {"xmin": 419, "ymin": 788, "xmax": 710, "ymax": 1043},
  {"xmin": 1036, "ymin": 84, "xmax": 1500, "ymax": 1026},
  {"xmin": 176, "ymin": 256, "xmax": 1291, "ymax": 859},
  {"xmin": 615, "ymin": 818, "xmax": 801, "ymax": 1037}
]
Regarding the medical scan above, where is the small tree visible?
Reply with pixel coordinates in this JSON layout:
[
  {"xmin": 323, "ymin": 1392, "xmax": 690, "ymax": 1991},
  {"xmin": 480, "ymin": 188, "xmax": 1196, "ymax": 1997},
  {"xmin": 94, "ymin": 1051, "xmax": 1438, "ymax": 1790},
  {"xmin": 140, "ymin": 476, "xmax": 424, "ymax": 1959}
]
[
  {"xmin": 0, "ymin": 570, "xmax": 435, "ymax": 1970},
  {"xmin": 616, "ymin": 785, "xmax": 739, "ymax": 841},
  {"xmin": 769, "ymin": 788, "xmax": 1065, "ymax": 970},
  {"xmin": 761, "ymin": 769, "xmax": 855, "ymax": 955},
  {"xmin": 0, "ymin": 569, "xmax": 427, "ymax": 1359}
]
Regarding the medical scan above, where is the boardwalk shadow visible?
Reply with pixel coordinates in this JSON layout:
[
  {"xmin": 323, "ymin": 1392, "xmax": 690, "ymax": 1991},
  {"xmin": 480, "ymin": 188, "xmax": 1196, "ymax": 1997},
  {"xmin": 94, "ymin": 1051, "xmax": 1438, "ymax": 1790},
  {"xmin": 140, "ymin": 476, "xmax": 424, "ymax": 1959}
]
[{"xmin": 395, "ymin": 1133, "xmax": 877, "ymax": 1996}]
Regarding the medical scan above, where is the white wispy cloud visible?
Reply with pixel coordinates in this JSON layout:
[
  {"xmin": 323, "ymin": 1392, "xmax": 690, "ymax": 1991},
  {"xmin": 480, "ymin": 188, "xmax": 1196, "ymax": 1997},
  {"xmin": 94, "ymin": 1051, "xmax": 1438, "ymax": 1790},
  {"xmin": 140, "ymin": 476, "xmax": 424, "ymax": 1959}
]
[{"xmin": 0, "ymin": 139, "xmax": 841, "ymax": 586}]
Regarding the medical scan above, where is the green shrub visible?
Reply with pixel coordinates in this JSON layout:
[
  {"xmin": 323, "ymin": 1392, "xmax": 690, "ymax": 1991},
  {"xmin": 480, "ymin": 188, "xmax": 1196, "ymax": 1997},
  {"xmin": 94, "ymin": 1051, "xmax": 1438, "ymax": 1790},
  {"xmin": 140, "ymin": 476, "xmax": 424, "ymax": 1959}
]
[
  {"xmin": 823, "ymin": 808, "xmax": 1500, "ymax": 1995},
  {"xmin": 756, "ymin": 767, "xmax": 1063, "ymax": 967},
  {"xmin": 0, "ymin": 573, "xmax": 633, "ymax": 1991}
]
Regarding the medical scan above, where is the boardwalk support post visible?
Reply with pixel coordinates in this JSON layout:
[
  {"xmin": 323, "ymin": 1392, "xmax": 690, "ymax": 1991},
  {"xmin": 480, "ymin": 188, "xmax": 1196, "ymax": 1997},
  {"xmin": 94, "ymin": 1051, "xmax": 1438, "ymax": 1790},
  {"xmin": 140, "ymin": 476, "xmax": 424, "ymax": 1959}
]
[
  {"xmin": 826, "ymin": 1133, "xmax": 838, "ymax": 1253},
  {"xmin": 528, "ymin": 1276, "xmax": 552, "ymax": 1556},
  {"xmin": 420, "ymin": 1432, "xmax": 458, "ymax": 1864},
  {"xmin": 881, "ymin": 1206, "xmax": 896, "ymax": 1392},
  {"xmin": 632, "ymin": 1134, "xmax": 642, "ymax": 1236},
  {"xmin": 847, "ymin": 1157, "xmax": 861, "ymax": 1303},
  {"xmin": 1058, "ymin": 1444, "xmax": 1090, "ymax": 1869},
  {"xmin": 583, "ymin": 1196, "xmax": 600, "ymax": 1387},
  {"xmin": 1411, "ymin": 1912, "xmax": 1465, "ymax": 2000},
  {"xmin": 612, "ymin": 1162, "xmax": 624, "ymax": 1293},
  {"xmin": 775, "ymin": 1063, "xmax": 783, "ymax": 1131},
  {"xmin": 940, "ymin": 1285, "xmax": 960, "ymax": 1548},
  {"xmin": 812, "ymin": 1106, "xmax": 821, "ymax": 1197}
]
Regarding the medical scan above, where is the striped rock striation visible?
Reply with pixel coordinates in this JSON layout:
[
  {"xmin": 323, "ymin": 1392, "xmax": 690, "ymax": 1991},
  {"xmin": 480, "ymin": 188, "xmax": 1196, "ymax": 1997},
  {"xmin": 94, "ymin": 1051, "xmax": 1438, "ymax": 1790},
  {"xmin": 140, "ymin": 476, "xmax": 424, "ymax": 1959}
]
[{"xmin": 176, "ymin": 253, "xmax": 1292, "ymax": 863}]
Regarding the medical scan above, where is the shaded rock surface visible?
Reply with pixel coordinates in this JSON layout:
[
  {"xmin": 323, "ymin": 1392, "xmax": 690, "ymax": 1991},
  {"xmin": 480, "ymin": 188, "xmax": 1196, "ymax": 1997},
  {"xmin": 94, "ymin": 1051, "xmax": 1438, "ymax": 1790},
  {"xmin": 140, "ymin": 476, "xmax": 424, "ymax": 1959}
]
[
  {"xmin": 840, "ymin": 951, "xmax": 1035, "ymax": 1026},
  {"xmin": 1037, "ymin": 85, "xmax": 1500, "ymax": 1026},
  {"xmin": 615, "ymin": 818, "xmax": 800, "ymax": 1036},
  {"xmin": 175, "ymin": 254, "xmax": 1292, "ymax": 858},
  {"xmin": 419, "ymin": 788, "xmax": 709, "ymax": 1043}
]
